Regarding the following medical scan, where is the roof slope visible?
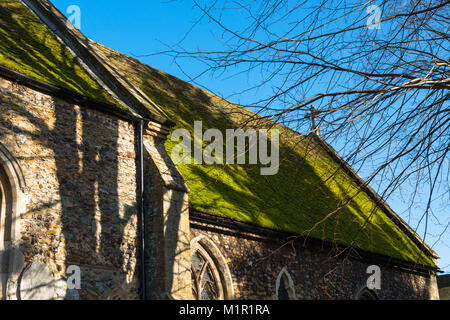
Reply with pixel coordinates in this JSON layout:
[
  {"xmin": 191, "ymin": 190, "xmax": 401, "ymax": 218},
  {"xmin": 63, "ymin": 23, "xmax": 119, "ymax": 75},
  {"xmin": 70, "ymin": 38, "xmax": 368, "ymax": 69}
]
[
  {"xmin": 0, "ymin": 0, "xmax": 118, "ymax": 106},
  {"xmin": 89, "ymin": 40, "xmax": 435, "ymax": 268},
  {"xmin": 0, "ymin": 0, "xmax": 436, "ymax": 268}
]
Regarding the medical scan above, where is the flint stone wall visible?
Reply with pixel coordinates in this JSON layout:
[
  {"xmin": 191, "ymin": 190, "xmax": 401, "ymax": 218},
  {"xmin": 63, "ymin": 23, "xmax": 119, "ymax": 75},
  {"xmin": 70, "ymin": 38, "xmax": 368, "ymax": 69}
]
[
  {"xmin": 0, "ymin": 77, "xmax": 140, "ymax": 299},
  {"xmin": 190, "ymin": 219, "xmax": 438, "ymax": 300},
  {"xmin": 0, "ymin": 75, "xmax": 439, "ymax": 301}
]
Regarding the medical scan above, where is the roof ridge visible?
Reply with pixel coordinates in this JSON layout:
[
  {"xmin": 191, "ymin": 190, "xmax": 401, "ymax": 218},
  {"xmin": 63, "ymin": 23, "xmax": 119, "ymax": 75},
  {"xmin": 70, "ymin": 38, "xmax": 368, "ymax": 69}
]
[
  {"xmin": 21, "ymin": 0, "xmax": 174, "ymax": 126},
  {"xmin": 85, "ymin": 39, "xmax": 272, "ymax": 125},
  {"xmin": 85, "ymin": 39, "xmax": 178, "ymax": 119}
]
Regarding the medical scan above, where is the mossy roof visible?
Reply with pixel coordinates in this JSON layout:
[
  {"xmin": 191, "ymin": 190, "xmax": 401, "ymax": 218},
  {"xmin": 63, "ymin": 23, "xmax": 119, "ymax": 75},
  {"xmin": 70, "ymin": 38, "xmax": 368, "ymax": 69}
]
[
  {"xmin": 0, "ymin": 0, "xmax": 435, "ymax": 268},
  {"xmin": 0, "ymin": 0, "xmax": 117, "ymax": 107},
  {"xmin": 89, "ymin": 41, "xmax": 435, "ymax": 268}
]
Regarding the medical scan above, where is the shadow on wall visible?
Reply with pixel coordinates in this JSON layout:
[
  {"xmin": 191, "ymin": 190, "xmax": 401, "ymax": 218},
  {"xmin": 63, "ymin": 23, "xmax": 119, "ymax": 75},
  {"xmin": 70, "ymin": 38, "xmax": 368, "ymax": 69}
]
[
  {"xmin": 0, "ymin": 3, "xmax": 193, "ymax": 300},
  {"xmin": 0, "ymin": 0, "xmax": 150, "ymax": 300},
  {"xmin": 0, "ymin": 88, "xmax": 140, "ymax": 299},
  {"xmin": 142, "ymin": 138, "xmax": 193, "ymax": 300},
  {"xmin": 438, "ymin": 274, "xmax": 450, "ymax": 300}
]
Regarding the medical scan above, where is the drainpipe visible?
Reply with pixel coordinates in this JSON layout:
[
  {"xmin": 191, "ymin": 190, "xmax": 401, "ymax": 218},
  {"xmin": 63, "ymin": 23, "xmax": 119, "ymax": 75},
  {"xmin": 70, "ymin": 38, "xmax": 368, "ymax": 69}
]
[{"xmin": 137, "ymin": 119, "xmax": 146, "ymax": 300}]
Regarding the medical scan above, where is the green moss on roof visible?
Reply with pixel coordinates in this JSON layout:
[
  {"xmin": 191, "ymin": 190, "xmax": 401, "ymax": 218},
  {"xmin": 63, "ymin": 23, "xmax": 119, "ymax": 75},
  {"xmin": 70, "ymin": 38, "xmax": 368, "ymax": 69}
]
[
  {"xmin": 88, "ymin": 41, "xmax": 435, "ymax": 268},
  {"xmin": 1, "ymin": 0, "xmax": 433, "ymax": 268},
  {"xmin": 0, "ymin": 0, "xmax": 115, "ymax": 105}
]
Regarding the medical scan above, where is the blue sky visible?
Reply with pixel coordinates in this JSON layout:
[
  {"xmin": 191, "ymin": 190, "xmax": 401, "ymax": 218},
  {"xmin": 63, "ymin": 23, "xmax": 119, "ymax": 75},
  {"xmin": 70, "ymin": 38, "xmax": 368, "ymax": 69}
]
[{"xmin": 51, "ymin": 0, "xmax": 449, "ymax": 273}]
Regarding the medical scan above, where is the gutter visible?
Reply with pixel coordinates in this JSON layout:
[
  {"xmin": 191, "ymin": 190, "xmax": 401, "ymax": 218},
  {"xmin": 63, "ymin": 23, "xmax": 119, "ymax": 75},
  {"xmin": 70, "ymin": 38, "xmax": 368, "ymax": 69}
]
[
  {"xmin": 190, "ymin": 209, "xmax": 441, "ymax": 276},
  {"xmin": 0, "ymin": 65, "xmax": 138, "ymax": 123}
]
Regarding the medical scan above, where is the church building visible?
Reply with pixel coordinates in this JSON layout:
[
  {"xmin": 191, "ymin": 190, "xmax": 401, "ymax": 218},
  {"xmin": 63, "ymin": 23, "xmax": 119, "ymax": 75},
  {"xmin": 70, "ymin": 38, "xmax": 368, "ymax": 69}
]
[{"xmin": 0, "ymin": 0, "xmax": 440, "ymax": 300}]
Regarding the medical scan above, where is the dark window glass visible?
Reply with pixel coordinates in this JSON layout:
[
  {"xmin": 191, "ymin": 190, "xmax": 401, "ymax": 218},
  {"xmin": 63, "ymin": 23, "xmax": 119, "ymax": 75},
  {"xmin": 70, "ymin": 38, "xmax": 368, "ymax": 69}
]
[{"xmin": 278, "ymin": 275, "xmax": 290, "ymax": 300}]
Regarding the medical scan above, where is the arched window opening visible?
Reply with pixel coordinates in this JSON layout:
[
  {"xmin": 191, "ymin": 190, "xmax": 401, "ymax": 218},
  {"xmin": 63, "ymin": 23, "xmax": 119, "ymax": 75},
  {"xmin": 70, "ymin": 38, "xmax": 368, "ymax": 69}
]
[
  {"xmin": 278, "ymin": 274, "xmax": 290, "ymax": 300},
  {"xmin": 190, "ymin": 235, "xmax": 234, "ymax": 300},
  {"xmin": 191, "ymin": 246, "xmax": 223, "ymax": 300},
  {"xmin": 276, "ymin": 267, "xmax": 296, "ymax": 300},
  {"xmin": 0, "ymin": 165, "xmax": 13, "ymax": 250},
  {"xmin": 0, "ymin": 143, "xmax": 26, "ymax": 300},
  {"xmin": 0, "ymin": 165, "xmax": 13, "ymax": 299},
  {"xmin": 356, "ymin": 287, "xmax": 378, "ymax": 300}
]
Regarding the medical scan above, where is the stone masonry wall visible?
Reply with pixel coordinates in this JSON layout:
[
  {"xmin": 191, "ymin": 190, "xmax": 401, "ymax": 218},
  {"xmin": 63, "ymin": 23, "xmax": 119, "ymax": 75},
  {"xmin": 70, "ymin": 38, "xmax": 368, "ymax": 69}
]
[
  {"xmin": 191, "ymin": 221, "xmax": 437, "ymax": 300},
  {"xmin": 0, "ymin": 77, "xmax": 140, "ymax": 299}
]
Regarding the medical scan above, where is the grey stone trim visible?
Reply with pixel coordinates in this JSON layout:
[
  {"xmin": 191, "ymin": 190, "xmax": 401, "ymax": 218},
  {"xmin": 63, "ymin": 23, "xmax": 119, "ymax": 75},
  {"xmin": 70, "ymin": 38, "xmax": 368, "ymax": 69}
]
[
  {"xmin": 144, "ymin": 123, "xmax": 189, "ymax": 193},
  {"xmin": 143, "ymin": 124, "xmax": 192, "ymax": 300},
  {"xmin": 275, "ymin": 267, "xmax": 296, "ymax": 300},
  {"xmin": 0, "ymin": 143, "xmax": 26, "ymax": 192}
]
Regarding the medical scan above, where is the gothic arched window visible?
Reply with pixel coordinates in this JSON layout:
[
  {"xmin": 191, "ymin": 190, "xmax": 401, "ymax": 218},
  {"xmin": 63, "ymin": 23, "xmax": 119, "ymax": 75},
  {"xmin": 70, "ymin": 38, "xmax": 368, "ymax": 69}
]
[
  {"xmin": 0, "ymin": 165, "xmax": 12, "ymax": 251},
  {"xmin": 0, "ymin": 160, "xmax": 14, "ymax": 299},
  {"xmin": 0, "ymin": 143, "xmax": 26, "ymax": 300},
  {"xmin": 190, "ymin": 235, "xmax": 234, "ymax": 300},
  {"xmin": 276, "ymin": 267, "xmax": 296, "ymax": 300}
]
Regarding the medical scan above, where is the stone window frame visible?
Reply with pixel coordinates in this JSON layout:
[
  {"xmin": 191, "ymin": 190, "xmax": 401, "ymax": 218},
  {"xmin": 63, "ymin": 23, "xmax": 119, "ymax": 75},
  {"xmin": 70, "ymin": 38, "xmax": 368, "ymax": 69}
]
[
  {"xmin": 0, "ymin": 143, "xmax": 27, "ymax": 299},
  {"xmin": 190, "ymin": 235, "xmax": 234, "ymax": 300},
  {"xmin": 275, "ymin": 267, "xmax": 296, "ymax": 300}
]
